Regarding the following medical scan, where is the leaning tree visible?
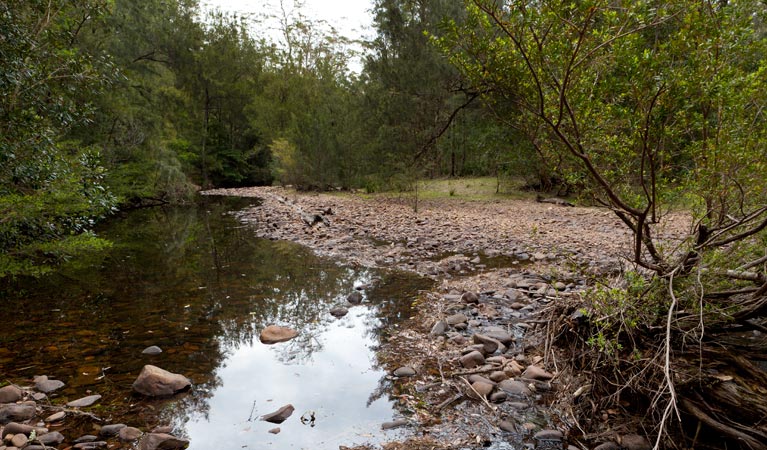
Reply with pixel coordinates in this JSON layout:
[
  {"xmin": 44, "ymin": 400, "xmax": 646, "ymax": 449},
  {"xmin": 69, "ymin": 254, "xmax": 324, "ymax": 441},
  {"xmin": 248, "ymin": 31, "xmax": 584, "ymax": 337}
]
[{"xmin": 436, "ymin": 0, "xmax": 767, "ymax": 447}]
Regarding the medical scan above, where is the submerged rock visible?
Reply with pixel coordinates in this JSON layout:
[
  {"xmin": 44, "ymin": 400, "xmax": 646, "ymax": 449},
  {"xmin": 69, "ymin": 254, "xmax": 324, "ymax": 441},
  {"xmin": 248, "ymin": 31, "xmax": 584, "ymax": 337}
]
[
  {"xmin": 67, "ymin": 394, "xmax": 102, "ymax": 407},
  {"xmin": 99, "ymin": 423, "xmax": 127, "ymax": 437},
  {"xmin": 34, "ymin": 375, "xmax": 65, "ymax": 393},
  {"xmin": 132, "ymin": 365, "xmax": 191, "ymax": 396},
  {"xmin": 260, "ymin": 325, "xmax": 299, "ymax": 344},
  {"xmin": 142, "ymin": 346, "xmax": 163, "ymax": 355},
  {"xmin": 261, "ymin": 404, "xmax": 294, "ymax": 424}
]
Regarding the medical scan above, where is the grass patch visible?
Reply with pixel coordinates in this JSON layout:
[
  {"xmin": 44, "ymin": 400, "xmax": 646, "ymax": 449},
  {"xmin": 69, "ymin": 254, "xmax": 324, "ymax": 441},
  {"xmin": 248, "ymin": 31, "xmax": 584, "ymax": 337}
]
[{"xmin": 414, "ymin": 177, "xmax": 533, "ymax": 201}]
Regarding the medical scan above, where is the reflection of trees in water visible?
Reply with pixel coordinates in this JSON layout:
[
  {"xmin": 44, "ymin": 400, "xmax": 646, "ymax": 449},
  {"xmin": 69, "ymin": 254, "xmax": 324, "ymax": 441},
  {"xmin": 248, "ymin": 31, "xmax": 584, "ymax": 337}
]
[{"xmin": 2, "ymin": 197, "xmax": 432, "ymax": 433}]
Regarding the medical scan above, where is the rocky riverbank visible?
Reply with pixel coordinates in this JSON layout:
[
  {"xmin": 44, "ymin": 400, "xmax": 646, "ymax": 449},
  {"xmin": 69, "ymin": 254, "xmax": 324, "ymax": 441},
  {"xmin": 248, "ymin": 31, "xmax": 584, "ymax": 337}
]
[{"xmin": 202, "ymin": 186, "xmax": 682, "ymax": 450}]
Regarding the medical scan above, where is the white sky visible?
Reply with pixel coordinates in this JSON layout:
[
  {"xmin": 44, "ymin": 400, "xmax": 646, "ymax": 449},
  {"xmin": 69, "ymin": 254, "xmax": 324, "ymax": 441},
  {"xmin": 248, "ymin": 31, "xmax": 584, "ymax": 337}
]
[{"xmin": 202, "ymin": 0, "xmax": 375, "ymax": 42}]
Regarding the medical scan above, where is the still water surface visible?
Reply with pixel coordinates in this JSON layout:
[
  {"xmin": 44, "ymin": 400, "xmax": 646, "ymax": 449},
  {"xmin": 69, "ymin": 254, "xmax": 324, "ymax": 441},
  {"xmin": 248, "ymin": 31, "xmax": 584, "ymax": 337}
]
[{"xmin": 0, "ymin": 196, "xmax": 431, "ymax": 449}]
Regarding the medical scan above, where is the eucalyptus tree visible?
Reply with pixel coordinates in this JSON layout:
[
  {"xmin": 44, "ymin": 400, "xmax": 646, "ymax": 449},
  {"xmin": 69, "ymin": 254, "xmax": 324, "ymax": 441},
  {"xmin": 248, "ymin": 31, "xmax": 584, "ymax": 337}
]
[
  {"xmin": 436, "ymin": 0, "xmax": 767, "ymax": 446},
  {"xmin": 0, "ymin": 0, "xmax": 117, "ymax": 276}
]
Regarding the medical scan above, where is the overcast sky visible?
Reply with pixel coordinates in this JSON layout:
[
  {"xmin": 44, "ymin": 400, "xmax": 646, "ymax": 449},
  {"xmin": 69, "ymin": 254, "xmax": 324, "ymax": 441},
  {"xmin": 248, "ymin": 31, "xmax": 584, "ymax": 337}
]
[{"xmin": 201, "ymin": 0, "xmax": 375, "ymax": 42}]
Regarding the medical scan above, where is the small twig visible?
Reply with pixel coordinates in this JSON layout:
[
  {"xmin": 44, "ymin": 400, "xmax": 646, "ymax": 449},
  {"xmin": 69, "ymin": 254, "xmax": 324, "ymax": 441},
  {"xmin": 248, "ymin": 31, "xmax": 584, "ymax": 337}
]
[{"xmin": 436, "ymin": 393, "xmax": 464, "ymax": 411}]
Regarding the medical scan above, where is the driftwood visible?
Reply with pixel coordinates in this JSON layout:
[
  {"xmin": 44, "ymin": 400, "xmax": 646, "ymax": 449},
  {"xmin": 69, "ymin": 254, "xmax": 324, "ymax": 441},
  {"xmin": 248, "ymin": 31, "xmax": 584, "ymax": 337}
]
[{"xmin": 536, "ymin": 195, "xmax": 575, "ymax": 207}]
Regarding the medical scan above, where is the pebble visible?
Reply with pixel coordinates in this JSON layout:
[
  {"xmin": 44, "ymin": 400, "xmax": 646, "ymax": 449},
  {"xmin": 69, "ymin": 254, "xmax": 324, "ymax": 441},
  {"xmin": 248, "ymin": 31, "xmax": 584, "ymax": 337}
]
[
  {"xmin": 498, "ymin": 380, "xmax": 531, "ymax": 396},
  {"xmin": 470, "ymin": 381, "xmax": 494, "ymax": 398},
  {"xmin": 0, "ymin": 385, "xmax": 23, "ymax": 403},
  {"xmin": 44, "ymin": 411, "xmax": 66, "ymax": 422},
  {"xmin": 118, "ymin": 427, "xmax": 143, "ymax": 442},
  {"xmin": 329, "ymin": 307, "xmax": 348, "ymax": 318},
  {"xmin": 35, "ymin": 431, "xmax": 65, "ymax": 445},
  {"xmin": 430, "ymin": 320, "xmax": 447, "ymax": 335},
  {"xmin": 499, "ymin": 420, "xmax": 515, "ymax": 432},
  {"xmin": 11, "ymin": 434, "xmax": 28, "ymax": 448},
  {"xmin": 67, "ymin": 394, "xmax": 102, "ymax": 407},
  {"xmin": 381, "ymin": 419, "xmax": 407, "ymax": 430},
  {"xmin": 393, "ymin": 366, "xmax": 416, "ymax": 377},
  {"xmin": 72, "ymin": 435, "xmax": 99, "ymax": 444},
  {"xmin": 142, "ymin": 346, "xmax": 163, "ymax": 355},
  {"xmin": 446, "ymin": 313, "xmax": 468, "ymax": 325},
  {"xmin": 534, "ymin": 429, "xmax": 563, "ymax": 441},
  {"xmin": 74, "ymin": 442, "xmax": 108, "ymax": 449},
  {"xmin": 489, "ymin": 391, "xmax": 507, "ymax": 403},
  {"xmin": 459, "ymin": 351, "xmax": 485, "ymax": 369},
  {"xmin": 347, "ymin": 291, "xmax": 363, "ymax": 304},
  {"xmin": 34, "ymin": 376, "xmax": 65, "ymax": 393},
  {"xmin": 268, "ymin": 428, "xmax": 280, "ymax": 434},
  {"xmin": 621, "ymin": 434, "xmax": 651, "ymax": 450},
  {"xmin": 461, "ymin": 292, "xmax": 479, "ymax": 304},
  {"xmin": 99, "ymin": 424, "xmax": 126, "ymax": 437},
  {"xmin": 261, "ymin": 404, "xmax": 294, "ymax": 424},
  {"xmin": 522, "ymin": 365, "xmax": 554, "ymax": 381}
]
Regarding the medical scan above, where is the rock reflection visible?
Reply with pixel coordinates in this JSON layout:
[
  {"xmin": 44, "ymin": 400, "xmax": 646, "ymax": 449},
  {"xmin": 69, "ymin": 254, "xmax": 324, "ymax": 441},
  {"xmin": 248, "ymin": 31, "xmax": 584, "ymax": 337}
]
[{"xmin": 0, "ymin": 196, "xmax": 431, "ymax": 449}]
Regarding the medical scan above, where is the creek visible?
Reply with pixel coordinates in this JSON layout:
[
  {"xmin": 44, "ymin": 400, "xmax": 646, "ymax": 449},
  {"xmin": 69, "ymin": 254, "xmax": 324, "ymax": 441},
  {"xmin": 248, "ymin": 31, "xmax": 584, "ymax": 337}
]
[{"xmin": 0, "ymin": 196, "xmax": 432, "ymax": 449}]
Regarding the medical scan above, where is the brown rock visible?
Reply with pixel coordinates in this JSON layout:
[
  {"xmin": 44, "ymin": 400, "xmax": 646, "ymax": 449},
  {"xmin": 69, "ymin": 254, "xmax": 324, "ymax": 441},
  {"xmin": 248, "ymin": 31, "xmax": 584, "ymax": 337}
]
[
  {"xmin": 461, "ymin": 292, "xmax": 479, "ymax": 304},
  {"xmin": 132, "ymin": 365, "xmax": 191, "ymax": 397},
  {"xmin": 139, "ymin": 433, "xmax": 189, "ymax": 450},
  {"xmin": 118, "ymin": 427, "xmax": 143, "ymax": 442},
  {"xmin": 11, "ymin": 433, "xmax": 28, "ymax": 447},
  {"xmin": 472, "ymin": 334, "xmax": 501, "ymax": 354},
  {"xmin": 621, "ymin": 434, "xmax": 651, "ymax": 450},
  {"xmin": 459, "ymin": 351, "xmax": 485, "ymax": 369},
  {"xmin": 268, "ymin": 427, "xmax": 280, "ymax": 434},
  {"xmin": 504, "ymin": 360, "xmax": 524, "ymax": 377},
  {"xmin": 261, "ymin": 404, "xmax": 294, "ymax": 424},
  {"xmin": 260, "ymin": 325, "xmax": 299, "ymax": 344},
  {"xmin": 470, "ymin": 381, "xmax": 494, "ymax": 399},
  {"xmin": 44, "ymin": 411, "xmax": 66, "ymax": 422},
  {"xmin": 498, "ymin": 379, "xmax": 531, "ymax": 396},
  {"xmin": 0, "ymin": 403, "xmax": 36, "ymax": 423},
  {"xmin": 0, "ymin": 386, "xmax": 22, "ymax": 404},
  {"xmin": 489, "ymin": 371, "xmax": 508, "ymax": 382},
  {"xmin": 33, "ymin": 376, "xmax": 65, "ymax": 394},
  {"xmin": 67, "ymin": 395, "xmax": 102, "ymax": 408},
  {"xmin": 522, "ymin": 365, "xmax": 554, "ymax": 381}
]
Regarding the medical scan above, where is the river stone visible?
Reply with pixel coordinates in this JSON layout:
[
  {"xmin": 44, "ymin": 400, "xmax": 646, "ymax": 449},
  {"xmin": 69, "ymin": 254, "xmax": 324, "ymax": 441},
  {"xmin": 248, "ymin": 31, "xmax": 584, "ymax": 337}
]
[
  {"xmin": 73, "ymin": 434, "xmax": 99, "ymax": 444},
  {"xmin": 35, "ymin": 431, "xmax": 65, "ymax": 445},
  {"xmin": 621, "ymin": 434, "xmax": 651, "ymax": 450},
  {"xmin": 504, "ymin": 360, "xmax": 524, "ymax": 377},
  {"xmin": 261, "ymin": 404, "xmax": 294, "ymax": 424},
  {"xmin": 268, "ymin": 427, "xmax": 280, "ymax": 434},
  {"xmin": 470, "ymin": 381, "xmax": 494, "ymax": 399},
  {"xmin": 593, "ymin": 442, "xmax": 621, "ymax": 450},
  {"xmin": 260, "ymin": 325, "xmax": 299, "ymax": 344},
  {"xmin": 133, "ymin": 365, "xmax": 191, "ymax": 397},
  {"xmin": 0, "ymin": 403, "xmax": 36, "ymax": 423},
  {"xmin": 31, "ymin": 392, "xmax": 47, "ymax": 401},
  {"xmin": 34, "ymin": 376, "xmax": 65, "ymax": 394},
  {"xmin": 430, "ymin": 320, "xmax": 447, "ymax": 336},
  {"xmin": 118, "ymin": 427, "xmax": 143, "ymax": 442},
  {"xmin": 522, "ymin": 365, "xmax": 554, "ymax": 381},
  {"xmin": 152, "ymin": 426, "xmax": 173, "ymax": 434},
  {"xmin": 534, "ymin": 429, "xmax": 563, "ymax": 441},
  {"xmin": 3, "ymin": 422, "xmax": 34, "ymax": 435},
  {"xmin": 11, "ymin": 433, "xmax": 28, "ymax": 447},
  {"xmin": 489, "ymin": 371, "xmax": 508, "ymax": 383},
  {"xmin": 99, "ymin": 423, "xmax": 126, "ymax": 437},
  {"xmin": 489, "ymin": 391, "xmax": 507, "ymax": 403},
  {"xmin": 329, "ymin": 307, "xmax": 348, "ymax": 318},
  {"xmin": 381, "ymin": 419, "xmax": 407, "ymax": 430},
  {"xmin": 393, "ymin": 366, "xmax": 416, "ymax": 377},
  {"xmin": 74, "ymin": 442, "xmax": 108, "ymax": 449},
  {"xmin": 139, "ymin": 433, "xmax": 189, "ymax": 450},
  {"xmin": 460, "ymin": 351, "xmax": 485, "ymax": 368},
  {"xmin": 67, "ymin": 394, "xmax": 101, "ymax": 408},
  {"xmin": 446, "ymin": 313, "xmax": 468, "ymax": 325},
  {"xmin": 483, "ymin": 330, "xmax": 514, "ymax": 346},
  {"xmin": 347, "ymin": 291, "xmax": 363, "ymax": 304},
  {"xmin": 461, "ymin": 292, "xmax": 479, "ymax": 304},
  {"xmin": 472, "ymin": 334, "xmax": 500, "ymax": 354},
  {"xmin": 142, "ymin": 346, "xmax": 163, "ymax": 355},
  {"xmin": 498, "ymin": 380, "xmax": 531, "ymax": 396},
  {"xmin": 499, "ymin": 420, "xmax": 515, "ymax": 432},
  {"xmin": 468, "ymin": 375, "xmax": 495, "ymax": 385},
  {"xmin": 0, "ymin": 386, "xmax": 22, "ymax": 404},
  {"xmin": 44, "ymin": 411, "xmax": 66, "ymax": 422}
]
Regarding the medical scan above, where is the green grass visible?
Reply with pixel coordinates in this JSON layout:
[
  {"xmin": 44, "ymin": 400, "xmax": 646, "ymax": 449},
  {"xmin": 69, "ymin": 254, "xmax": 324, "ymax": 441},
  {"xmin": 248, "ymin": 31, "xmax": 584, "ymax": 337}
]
[{"xmin": 413, "ymin": 177, "xmax": 534, "ymax": 201}]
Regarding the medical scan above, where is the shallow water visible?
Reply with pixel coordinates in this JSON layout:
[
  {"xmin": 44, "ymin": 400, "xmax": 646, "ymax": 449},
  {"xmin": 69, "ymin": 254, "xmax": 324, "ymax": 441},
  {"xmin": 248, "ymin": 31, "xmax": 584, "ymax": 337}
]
[{"xmin": 0, "ymin": 196, "xmax": 431, "ymax": 449}]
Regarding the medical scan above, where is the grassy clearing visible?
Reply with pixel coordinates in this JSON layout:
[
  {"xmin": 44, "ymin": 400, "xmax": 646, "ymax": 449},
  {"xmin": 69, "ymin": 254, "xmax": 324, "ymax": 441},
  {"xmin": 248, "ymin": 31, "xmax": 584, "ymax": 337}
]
[{"xmin": 414, "ymin": 176, "xmax": 532, "ymax": 201}]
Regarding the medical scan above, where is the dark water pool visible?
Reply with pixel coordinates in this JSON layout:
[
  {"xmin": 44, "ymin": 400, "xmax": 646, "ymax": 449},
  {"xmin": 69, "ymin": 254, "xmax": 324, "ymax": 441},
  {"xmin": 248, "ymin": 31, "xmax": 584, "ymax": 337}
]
[{"xmin": 0, "ymin": 196, "xmax": 432, "ymax": 449}]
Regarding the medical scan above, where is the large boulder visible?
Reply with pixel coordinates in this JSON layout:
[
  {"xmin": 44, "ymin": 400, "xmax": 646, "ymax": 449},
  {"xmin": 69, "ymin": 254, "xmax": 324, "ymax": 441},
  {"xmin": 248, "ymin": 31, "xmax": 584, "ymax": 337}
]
[
  {"xmin": 259, "ymin": 325, "xmax": 298, "ymax": 344},
  {"xmin": 132, "ymin": 365, "xmax": 191, "ymax": 397}
]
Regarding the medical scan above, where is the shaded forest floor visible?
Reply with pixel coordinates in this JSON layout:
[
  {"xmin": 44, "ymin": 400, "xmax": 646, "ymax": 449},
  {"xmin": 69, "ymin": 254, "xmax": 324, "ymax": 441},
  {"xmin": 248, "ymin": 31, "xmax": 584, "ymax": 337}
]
[{"xmin": 203, "ymin": 185, "xmax": 691, "ymax": 449}]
